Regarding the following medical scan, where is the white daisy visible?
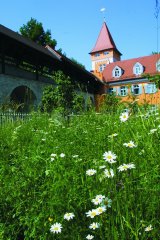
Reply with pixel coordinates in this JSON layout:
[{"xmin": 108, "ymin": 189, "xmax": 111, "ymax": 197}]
[
  {"xmin": 60, "ymin": 153, "xmax": 65, "ymax": 157},
  {"xmin": 50, "ymin": 153, "xmax": 57, "ymax": 161},
  {"xmin": 51, "ymin": 158, "xmax": 55, "ymax": 162},
  {"xmin": 103, "ymin": 151, "xmax": 117, "ymax": 164},
  {"xmin": 120, "ymin": 112, "xmax": 129, "ymax": 122},
  {"xmin": 104, "ymin": 197, "xmax": 112, "ymax": 208},
  {"xmin": 149, "ymin": 129, "xmax": 157, "ymax": 134},
  {"xmin": 127, "ymin": 163, "xmax": 136, "ymax": 169},
  {"xmin": 64, "ymin": 212, "xmax": 75, "ymax": 221},
  {"xmin": 86, "ymin": 209, "xmax": 98, "ymax": 218},
  {"xmin": 108, "ymin": 133, "xmax": 118, "ymax": 138},
  {"xmin": 91, "ymin": 198, "xmax": 102, "ymax": 205},
  {"xmin": 51, "ymin": 153, "xmax": 57, "ymax": 157},
  {"xmin": 104, "ymin": 168, "xmax": 114, "ymax": 178},
  {"xmin": 118, "ymin": 163, "xmax": 135, "ymax": 172},
  {"xmin": 72, "ymin": 155, "xmax": 79, "ymax": 158},
  {"xmin": 96, "ymin": 206, "xmax": 107, "ymax": 215},
  {"xmin": 99, "ymin": 165, "xmax": 106, "ymax": 169},
  {"xmin": 144, "ymin": 224, "xmax": 153, "ymax": 232},
  {"xmin": 86, "ymin": 234, "xmax": 94, "ymax": 239},
  {"xmin": 89, "ymin": 222, "xmax": 100, "ymax": 230},
  {"xmin": 95, "ymin": 194, "xmax": 105, "ymax": 201},
  {"xmin": 91, "ymin": 194, "xmax": 105, "ymax": 205},
  {"xmin": 123, "ymin": 141, "xmax": 137, "ymax": 148},
  {"xmin": 86, "ymin": 169, "xmax": 97, "ymax": 176},
  {"xmin": 50, "ymin": 223, "xmax": 62, "ymax": 234}
]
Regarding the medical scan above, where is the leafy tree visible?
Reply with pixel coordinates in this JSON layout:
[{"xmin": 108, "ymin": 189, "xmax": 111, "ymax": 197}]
[
  {"xmin": 152, "ymin": 51, "xmax": 160, "ymax": 54},
  {"xmin": 72, "ymin": 94, "xmax": 85, "ymax": 113},
  {"xmin": 19, "ymin": 18, "xmax": 57, "ymax": 49},
  {"xmin": 41, "ymin": 71, "xmax": 76, "ymax": 115},
  {"xmin": 143, "ymin": 73, "xmax": 160, "ymax": 88}
]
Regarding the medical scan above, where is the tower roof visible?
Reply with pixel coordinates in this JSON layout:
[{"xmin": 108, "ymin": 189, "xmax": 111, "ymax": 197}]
[{"xmin": 90, "ymin": 22, "xmax": 121, "ymax": 55}]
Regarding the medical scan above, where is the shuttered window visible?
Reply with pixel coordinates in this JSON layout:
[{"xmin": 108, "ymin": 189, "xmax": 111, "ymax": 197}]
[
  {"xmin": 117, "ymin": 86, "xmax": 128, "ymax": 96},
  {"xmin": 145, "ymin": 83, "xmax": 157, "ymax": 94},
  {"xmin": 131, "ymin": 84, "xmax": 142, "ymax": 95}
]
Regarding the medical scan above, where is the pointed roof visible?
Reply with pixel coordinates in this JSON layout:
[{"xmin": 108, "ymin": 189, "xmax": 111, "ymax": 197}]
[{"xmin": 90, "ymin": 22, "xmax": 121, "ymax": 55}]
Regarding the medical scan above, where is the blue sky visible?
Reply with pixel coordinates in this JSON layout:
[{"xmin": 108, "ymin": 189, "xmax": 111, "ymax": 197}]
[{"xmin": 0, "ymin": 0, "xmax": 159, "ymax": 70}]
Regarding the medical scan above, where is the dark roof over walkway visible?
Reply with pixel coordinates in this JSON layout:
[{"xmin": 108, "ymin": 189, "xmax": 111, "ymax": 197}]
[{"xmin": 0, "ymin": 24, "xmax": 104, "ymax": 94}]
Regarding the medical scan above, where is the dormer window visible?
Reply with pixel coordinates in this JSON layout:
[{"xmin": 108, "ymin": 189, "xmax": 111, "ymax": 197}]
[
  {"xmin": 156, "ymin": 59, "xmax": 160, "ymax": 72},
  {"xmin": 133, "ymin": 62, "xmax": 144, "ymax": 75},
  {"xmin": 112, "ymin": 66, "xmax": 122, "ymax": 78}
]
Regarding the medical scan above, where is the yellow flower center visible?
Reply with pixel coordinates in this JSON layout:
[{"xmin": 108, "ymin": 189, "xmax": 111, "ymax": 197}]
[{"xmin": 91, "ymin": 212, "xmax": 97, "ymax": 217}]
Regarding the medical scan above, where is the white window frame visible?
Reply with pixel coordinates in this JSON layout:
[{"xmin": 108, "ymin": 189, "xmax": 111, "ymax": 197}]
[
  {"xmin": 133, "ymin": 62, "xmax": 144, "ymax": 75},
  {"xmin": 112, "ymin": 66, "xmax": 122, "ymax": 78},
  {"xmin": 119, "ymin": 86, "xmax": 128, "ymax": 96},
  {"xmin": 156, "ymin": 59, "xmax": 160, "ymax": 72},
  {"xmin": 131, "ymin": 84, "xmax": 141, "ymax": 95}
]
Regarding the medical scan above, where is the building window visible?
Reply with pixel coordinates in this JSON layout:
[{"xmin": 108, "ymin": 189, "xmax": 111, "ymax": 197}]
[
  {"xmin": 104, "ymin": 51, "xmax": 109, "ymax": 55},
  {"xmin": 118, "ymin": 86, "xmax": 128, "ymax": 96},
  {"xmin": 119, "ymin": 86, "xmax": 128, "ymax": 96},
  {"xmin": 133, "ymin": 62, "xmax": 144, "ymax": 75},
  {"xmin": 145, "ymin": 83, "xmax": 157, "ymax": 94},
  {"xmin": 131, "ymin": 85, "xmax": 142, "ymax": 95},
  {"xmin": 95, "ymin": 53, "xmax": 100, "ymax": 57},
  {"xmin": 156, "ymin": 59, "xmax": 160, "ymax": 72},
  {"xmin": 99, "ymin": 64, "xmax": 106, "ymax": 72},
  {"xmin": 107, "ymin": 87, "xmax": 116, "ymax": 95},
  {"xmin": 112, "ymin": 66, "xmax": 122, "ymax": 78}
]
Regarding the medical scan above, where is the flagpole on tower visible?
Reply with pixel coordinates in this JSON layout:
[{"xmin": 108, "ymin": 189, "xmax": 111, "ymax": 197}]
[
  {"xmin": 155, "ymin": 0, "xmax": 160, "ymax": 54},
  {"xmin": 100, "ymin": 8, "xmax": 106, "ymax": 22}
]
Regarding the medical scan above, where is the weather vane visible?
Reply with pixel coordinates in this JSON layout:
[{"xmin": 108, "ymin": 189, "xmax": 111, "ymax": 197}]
[{"xmin": 100, "ymin": 8, "xmax": 106, "ymax": 22}]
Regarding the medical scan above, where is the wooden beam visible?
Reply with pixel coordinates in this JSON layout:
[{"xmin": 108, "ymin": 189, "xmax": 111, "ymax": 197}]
[{"xmin": 1, "ymin": 39, "xmax": 5, "ymax": 74}]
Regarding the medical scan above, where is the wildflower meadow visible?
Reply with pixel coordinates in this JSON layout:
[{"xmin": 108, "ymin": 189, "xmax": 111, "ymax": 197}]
[{"xmin": 0, "ymin": 110, "xmax": 159, "ymax": 239}]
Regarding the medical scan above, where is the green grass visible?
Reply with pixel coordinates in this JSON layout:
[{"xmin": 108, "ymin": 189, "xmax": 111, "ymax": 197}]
[{"xmin": 0, "ymin": 111, "xmax": 159, "ymax": 239}]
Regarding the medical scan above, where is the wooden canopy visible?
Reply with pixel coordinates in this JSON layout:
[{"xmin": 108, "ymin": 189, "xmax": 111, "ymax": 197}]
[{"xmin": 0, "ymin": 24, "xmax": 104, "ymax": 94}]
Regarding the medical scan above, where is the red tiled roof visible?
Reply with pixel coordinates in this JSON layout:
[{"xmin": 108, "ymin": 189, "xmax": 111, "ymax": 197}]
[
  {"xmin": 90, "ymin": 22, "xmax": 121, "ymax": 54},
  {"xmin": 102, "ymin": 54, "xmax": 160, "ymax": 82}
]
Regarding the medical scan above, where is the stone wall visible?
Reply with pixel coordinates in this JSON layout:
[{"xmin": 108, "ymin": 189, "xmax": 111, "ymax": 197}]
[
  {"xmin": 0, "ymin": 74, "xmax": 50, "ymax": 106},
  {"xmin": 0, "ymin": 62, "xmax": 95, "ymax": 110}
]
